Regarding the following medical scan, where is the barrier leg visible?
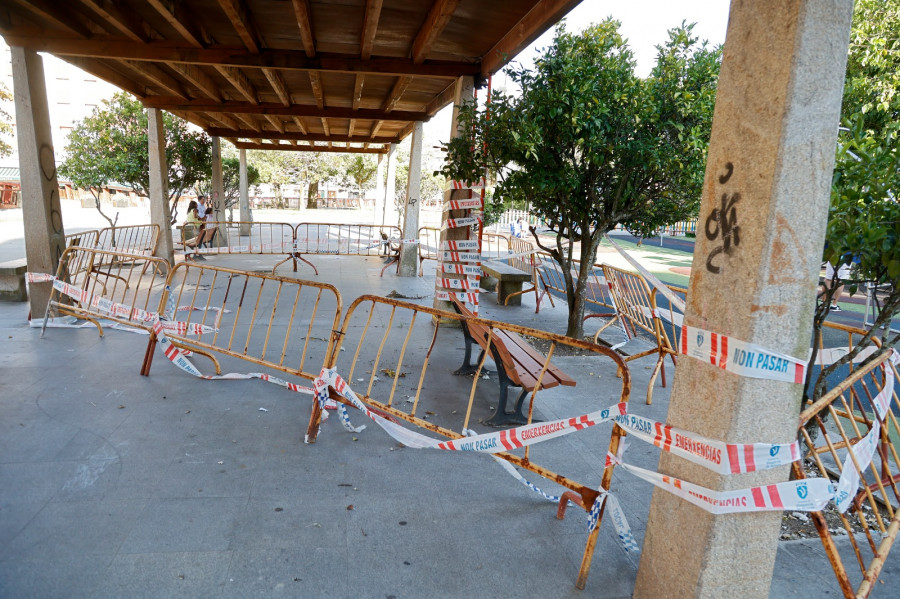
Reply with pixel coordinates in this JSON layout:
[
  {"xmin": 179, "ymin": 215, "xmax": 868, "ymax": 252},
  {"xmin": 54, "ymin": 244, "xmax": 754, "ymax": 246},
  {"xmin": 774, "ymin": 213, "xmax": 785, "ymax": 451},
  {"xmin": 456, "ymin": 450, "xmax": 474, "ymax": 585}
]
[
  {"xmin": 646, "ymin": 353, "xmax": 665, "ymax": 405},
  {"xmin": 141, "ymin": 332, "xmax": 157, "ymax": 376},
  {"xmin": 306, "ymin": 395, "xmax": 323, "ymax": 444},
  {"xmin": 576, "ymin": 499, "xmax": 606, "ymax": 590}
]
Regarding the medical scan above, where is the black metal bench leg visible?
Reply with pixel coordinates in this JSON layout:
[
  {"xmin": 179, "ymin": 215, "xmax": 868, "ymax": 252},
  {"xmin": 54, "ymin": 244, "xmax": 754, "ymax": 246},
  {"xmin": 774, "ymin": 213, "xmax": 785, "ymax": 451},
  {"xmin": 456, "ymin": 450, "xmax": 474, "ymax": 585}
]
[
  {"xmin": 510, "ymin": 389, "xmax": 539, "ymax": 425},
  {"xmin": 453, "ymin": 325, "xmax": 492, "ymax": 377}
]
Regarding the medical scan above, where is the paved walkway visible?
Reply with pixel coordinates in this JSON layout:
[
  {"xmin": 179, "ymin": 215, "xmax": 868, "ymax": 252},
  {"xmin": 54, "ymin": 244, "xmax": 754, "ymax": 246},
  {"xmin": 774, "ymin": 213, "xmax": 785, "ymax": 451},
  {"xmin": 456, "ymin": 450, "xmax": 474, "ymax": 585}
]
[{"xmin": 0, "ymin": 205, "xmax": 897, "ymax": 597}]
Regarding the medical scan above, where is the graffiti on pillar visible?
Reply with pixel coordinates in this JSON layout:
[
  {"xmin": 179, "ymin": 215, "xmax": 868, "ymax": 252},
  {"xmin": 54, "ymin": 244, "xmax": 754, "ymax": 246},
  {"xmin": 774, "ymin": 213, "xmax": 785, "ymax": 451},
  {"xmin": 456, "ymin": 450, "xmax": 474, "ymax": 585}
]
[
  {"xmin": 40, "ymin": 143, "xmax": 56, "ymax": 181},
  {"xmin": 408, "ymin": 197, "xmax": 418, "ymax": 206},
  {"xmin": 704, "ymin": 161, "xmax": 741, "ymax": 274}
]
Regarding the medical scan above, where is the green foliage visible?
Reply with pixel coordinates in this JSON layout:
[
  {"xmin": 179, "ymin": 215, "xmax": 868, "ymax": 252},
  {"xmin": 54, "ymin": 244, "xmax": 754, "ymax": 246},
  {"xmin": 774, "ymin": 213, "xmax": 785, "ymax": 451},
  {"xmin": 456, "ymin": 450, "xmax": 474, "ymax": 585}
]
[
  {"xmin": 440, "ymin": 21, "xmax": 719, "ymax": 336},
  {"xmin": 0, "ymin": 83, "xmax": 13, "ymax": 158},
  {"xmin": 842, "ymin": 0, "xmax": 900, "ymax": 132},
  {"xmin": 196, "ymin": 155, "xmax": 261, "ymax": 219},
  {"xmin": 345, "ymin": 154, "xmax": 378, "ymax": 196},
  {"xmin": 60, "ymin": 92, "xmax": 211, "ymax": 223}
]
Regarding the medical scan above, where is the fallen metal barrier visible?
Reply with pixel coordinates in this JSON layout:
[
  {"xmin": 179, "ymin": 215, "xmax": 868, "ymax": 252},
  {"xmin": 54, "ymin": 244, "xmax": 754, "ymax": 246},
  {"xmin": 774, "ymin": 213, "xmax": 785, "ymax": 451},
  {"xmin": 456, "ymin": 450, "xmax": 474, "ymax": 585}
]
[
  {"xmin": 305, "ymin": 294, "xmax": 632, "ymax": 589},
  {"xmin": 39, "ymin": 245, "xmax": 169, "ymax": 336},
  {"xmin": 600, "ymin": 264, "xmax": 684, "ymax": 405},
  {"xmin": 798, "ymin": 322, "xmax": 900, "ymax": 598},
  {"xmin": 288, "ymin": 223, "xmax": 402, "ymax": 276},
  {"xmin": 140, "ymin": 261, "xmax": 342, "ymax": 384},
  {"xmin": 97, "ymin": 224, "xmax": 160, "ymax": 255}
]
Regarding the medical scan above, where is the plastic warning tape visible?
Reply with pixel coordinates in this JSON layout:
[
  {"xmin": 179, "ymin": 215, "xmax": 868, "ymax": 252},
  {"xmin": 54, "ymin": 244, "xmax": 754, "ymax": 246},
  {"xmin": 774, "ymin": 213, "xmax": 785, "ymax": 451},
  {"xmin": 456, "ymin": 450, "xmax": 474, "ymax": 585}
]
[
  {"xmin": 679, "ymin": 324, "xmax": 807, "ymax": 384},
  {"xmin": 607, "ymin": 451, "xmax": 834, "ymax": 514},
  {"xmin": 450, "ymin": 178, "xmax": 485, "ymax": 189},
  {"xmin": 440, "ymin": 263, "xmax": 482, "ymax": 276},
  {"xmin": 443, "ymin": 216, "xmax": 482, "ymax": 230},
  {"xmin": 445, "ymin": 198, "xmax": 483, "ymax": 210},
  {"xmin": 435, "ymin": 290, "xmax": 480, "ymax": 304},
  {"xmin": 833, "ymin": 419, "xmax": 881, "ymax": 513},
  {"xmin": 435, "ymin": 277, "xmax": 479, "ymax": 291},
  {"xmin": 441, "ymin": 251, "xmax": 481, "ymax": 262},
  {"xmin": 442, "ymin": 240, "xmax": 479, "ymax": 251},
  {"xmin": 613, "ymin": 413, "xmax": 799, "ymax": 475},
  {"xmin": 873, "ymin": 350, "xmax": 900, "ymax": 421}
]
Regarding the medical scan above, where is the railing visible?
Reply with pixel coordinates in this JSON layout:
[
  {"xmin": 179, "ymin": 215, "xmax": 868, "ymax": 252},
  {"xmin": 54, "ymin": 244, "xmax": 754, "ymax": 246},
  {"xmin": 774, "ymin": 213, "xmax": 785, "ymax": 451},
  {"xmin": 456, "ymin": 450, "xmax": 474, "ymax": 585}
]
[{"xmin": 97, "ymin": 224, "xmax": 160, "ymax": 255}]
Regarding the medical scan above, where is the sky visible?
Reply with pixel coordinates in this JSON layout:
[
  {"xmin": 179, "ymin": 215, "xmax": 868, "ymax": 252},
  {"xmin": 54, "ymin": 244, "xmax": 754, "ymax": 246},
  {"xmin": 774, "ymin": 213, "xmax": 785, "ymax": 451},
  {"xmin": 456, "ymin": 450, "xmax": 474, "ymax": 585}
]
[{"xmin": 424, "ymin": 0, "xmax": 731, "ymax": 145}]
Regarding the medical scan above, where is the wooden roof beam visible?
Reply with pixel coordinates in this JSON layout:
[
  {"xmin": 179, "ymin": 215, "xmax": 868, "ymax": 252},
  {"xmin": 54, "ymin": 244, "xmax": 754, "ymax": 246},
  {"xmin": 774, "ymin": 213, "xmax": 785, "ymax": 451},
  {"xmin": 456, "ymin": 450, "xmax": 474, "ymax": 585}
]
[
  {"xmin": 207, "ymin": 128, "xmax": 397, "ymax": 144},
  {"xmin": 79, "ymin": 0, "xmax": 148, "ymax": 42},
  {"xmin": 146, "ymin": 0, "xmax": 206, "ymax": 48},
  {"xmin": 481, "ymin": 0, "xmax": 581, "ymax": 76},
  {"xmin": 411, "ymin": 0, "xmax": 460, "ymax": 64},
  {"xmin": 215, "ymin": 65, "xmax": 258, "ymax": 104},
  {"xmin": 10, "ymin": 0, "xmax": 92, "ymax": 38},
  {"xmin": 360, "ymin": 0, "xmax": 383, "ymax": 60},
  {"xmin": 61, "ymin": 56, "xmax": 148, "ymax": 97},
  {"xmin": 308, "ymin": 71, "xmax": 324, "ymax": 109},
  {"xmin": 264, "ymin": 115, "xmax": 285, "ymax": 133},
  {"xmin": 370, "ymin": 120, "xmax": 383, "ymax": 138},
  {"xmin": 171, "ymin": 63, "xmax": 221, "ymax": 102},
  {"xmin": 425, "ymin": 80, "xmax": 457, "ymax": 116},
  {"xmin": 117, "ymin": 60, "xmax": 188, "ymax": 98},
  {"xmin": 291, "ymin": 0, "xmax": 316, "ymax": 57},
  {"xmin": 142, "ymin": 98, "xmax": 428, "ymax": 121},
  {"xmin": 352, "ymin": 74, "xmax": 364, "ymax": 110},
  {"xmin": 233, "ymin": 113, "xmax": 259, "ymax": 130},
  {"xmin": 321, "ymin": 118, "xmax": 330, "ymax": 136},
  {"xmin": 262, "ymin": 68, "xmax": 291, "ymax": 106},
  {"xmin": 231, "ymin": 141, "xmax": 388, "ymax": 154},
  {"xmin": 292, "ymin": 117, "xmax": 308, "ymax": 135},
  {"xmin": 383, "ymin": 75, "xmax": 411, "ymax": 113},
  {"xmin": 206, "ymin": 113, "xmax": 242, "ymax": 130},
  {"xmin": 348, "ymin": 119, "xmax": 356, "ymax": 137},
  {"xmin": 2, "ymin": 38, "xmax": 480, "ymax": 78},
  {"xmin": 216, "ymin": 0, "xmax": 261, "ymax": 53}
]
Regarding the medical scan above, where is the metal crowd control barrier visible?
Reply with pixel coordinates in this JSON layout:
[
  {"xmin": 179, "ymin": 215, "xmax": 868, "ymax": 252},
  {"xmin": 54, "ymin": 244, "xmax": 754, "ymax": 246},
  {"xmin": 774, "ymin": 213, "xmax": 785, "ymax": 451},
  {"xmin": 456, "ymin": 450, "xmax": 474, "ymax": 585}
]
[
  {"xmin": 600, "ymin": 264, "xmax": 684, "ymax": 405},
  {"xmin": 97, "ymin": 224, "xmax": 160, "ymax": 255},
  {"xmin": 140, "ymin": 262, "xmax": 342, "ymax": 382},
  {"xmin": 799, "ymin": 322, "xmax": 900, "ymax": 598},
  {"xmin": 41, "ymin": 246, "xmax": 169, "ymax": 336},
  {"xmin": 500, "ymin": 237, "xmax": 542, "ymax": 306},
  {"xmin": 64, "ymin": 229, "xmax": 99, "ymax": 250},
  {"xmin": 536, "ymin": 256, "xmax": 617, "ymax": 318},
  {"xmin": 288, "ymin": 223, "xmax": 402, "ymax": 276},
  {"xmin": 179, "ymin": 221, "xmax": 297, "ymax": 268},
  {"xmin": 417, "ymin": 227, "xmax": 510, "ymax": 276},
  {"xmin": 306, "ymin": 294, "xmax": 631, "ymax": 588}
]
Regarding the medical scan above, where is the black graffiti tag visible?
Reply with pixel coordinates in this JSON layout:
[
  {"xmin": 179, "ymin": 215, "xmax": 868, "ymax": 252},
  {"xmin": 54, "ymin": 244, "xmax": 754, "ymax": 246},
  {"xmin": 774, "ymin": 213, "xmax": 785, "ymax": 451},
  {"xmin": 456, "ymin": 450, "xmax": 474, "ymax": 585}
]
[{"xmin": 705, "ymin": 162, "xmax": 741, "ymax": 274}]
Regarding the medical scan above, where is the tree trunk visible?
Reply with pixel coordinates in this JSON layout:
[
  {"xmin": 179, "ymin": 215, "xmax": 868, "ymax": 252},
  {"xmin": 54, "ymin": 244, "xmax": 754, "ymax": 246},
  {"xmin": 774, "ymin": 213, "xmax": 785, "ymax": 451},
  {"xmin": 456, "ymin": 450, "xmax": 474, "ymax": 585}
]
[{"xmin": 306, "ymin": 181, "xmax": 318, "ymax": 209}]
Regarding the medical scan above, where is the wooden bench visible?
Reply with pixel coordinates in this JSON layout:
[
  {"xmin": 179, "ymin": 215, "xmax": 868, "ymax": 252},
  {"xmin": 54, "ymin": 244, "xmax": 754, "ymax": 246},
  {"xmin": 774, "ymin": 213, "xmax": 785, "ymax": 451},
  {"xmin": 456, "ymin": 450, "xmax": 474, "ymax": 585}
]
[
  {"xmin": 0, "ymin": 258, "xmax": 27, "ymax": 301},
  {"xmin": 481, "ymin": 260, "xmax": 533, "ymax": 306},
  {"xmin": 450, "ymin": 297, "xmax": 576, "ymax": 426}
]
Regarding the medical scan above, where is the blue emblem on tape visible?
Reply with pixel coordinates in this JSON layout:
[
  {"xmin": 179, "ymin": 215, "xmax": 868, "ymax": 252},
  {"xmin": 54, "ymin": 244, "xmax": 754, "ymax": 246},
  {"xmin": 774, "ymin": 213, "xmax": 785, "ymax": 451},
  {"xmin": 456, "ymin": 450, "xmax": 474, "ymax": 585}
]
[
  {"xmin": 770, "ymin": 446, "xmax": 780, "ymax": 457},
  {"xmin": 797, "ymin": 483, "xmax": 808, "ymax": 499},
  {"xmin": 697, "ymin": 331, "xmax": 704, "ymax": 347}
]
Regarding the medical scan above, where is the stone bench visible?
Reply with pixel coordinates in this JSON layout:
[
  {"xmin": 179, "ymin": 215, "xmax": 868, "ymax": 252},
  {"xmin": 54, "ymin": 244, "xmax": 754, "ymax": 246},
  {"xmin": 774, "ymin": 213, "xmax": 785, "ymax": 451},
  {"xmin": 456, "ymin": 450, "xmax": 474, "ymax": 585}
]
[
  {"xmin": 0, "ymin": 258, "xmax": 28, "ymax": 302},
  {"xmin": 481, "ymin": 260, "xmax": 533, "ymax": 306}
]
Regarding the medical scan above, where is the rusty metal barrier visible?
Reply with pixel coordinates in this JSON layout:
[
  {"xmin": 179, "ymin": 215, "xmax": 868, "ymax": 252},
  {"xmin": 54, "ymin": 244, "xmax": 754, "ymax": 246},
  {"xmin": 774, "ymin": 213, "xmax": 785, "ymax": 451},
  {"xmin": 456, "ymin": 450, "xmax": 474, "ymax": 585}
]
[
  {"xmin": 64, "ymin": 229, "xmax": 99, "ymax": 249},
  {"xmin": 417, "ymin": 226, "xmax": 510, "ymax": 276},
  {"xmin": 600, "ymin": 264, "xmax": 684, "ymax": 405},
  {"xmin": 536, "ymin": 256, "xmax": 617, "ymax": 319},
  {"xmin": 287, "ymin": 223, "xmax": 402, "ymax": 276},
  {"xmin": 178, "ymin": 221, "xmax": 296, "ymax": 268},
  {"xmin": 797, "ymin": 322, "xmax": 900, "ymax": 598},
  {"xmin": 41, "ymin": 245, "xmax": 169, "ymax": 336},
  {"xmin": 97, "ymin": 224, "xmax": 160, "ymax": 255},
  {"xmin": 306, "ymin": 294, "xmax": 632, "ymax": 588},
  {"xmin": 140, "ymin": 261, "xmax": 342, "ymax": 384}
]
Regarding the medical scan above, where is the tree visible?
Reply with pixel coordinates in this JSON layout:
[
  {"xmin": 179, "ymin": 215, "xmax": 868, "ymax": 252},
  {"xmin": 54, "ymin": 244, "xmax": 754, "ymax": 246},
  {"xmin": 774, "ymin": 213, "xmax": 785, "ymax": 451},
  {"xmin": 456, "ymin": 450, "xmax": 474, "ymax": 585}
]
[
  {"xmin": 60, "ymin": 92, "xmax": 211, "ymax": 225},
  {"xmin": 0, "ymin": 83, "xmax": 13, "ymax": 157},
  {"xmin": 441, "ymin": 21, "xmax": 720, "ymax": 337},
  {"xmin": 344, "ymin": 154, "xmax": 377, "ymax": 202},
  {"xmin": 196, "ymin": 156, "xmax": 260, "ymax": 221}
]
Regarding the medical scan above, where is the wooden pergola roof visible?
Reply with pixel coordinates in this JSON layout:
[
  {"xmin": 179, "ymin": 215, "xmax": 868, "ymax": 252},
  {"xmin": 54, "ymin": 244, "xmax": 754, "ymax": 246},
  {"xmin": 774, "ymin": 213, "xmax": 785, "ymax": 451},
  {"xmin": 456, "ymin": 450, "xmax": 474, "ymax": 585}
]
[{"xmin": 0, "ymin": 0, "xmax": 582, "ymax": 153}]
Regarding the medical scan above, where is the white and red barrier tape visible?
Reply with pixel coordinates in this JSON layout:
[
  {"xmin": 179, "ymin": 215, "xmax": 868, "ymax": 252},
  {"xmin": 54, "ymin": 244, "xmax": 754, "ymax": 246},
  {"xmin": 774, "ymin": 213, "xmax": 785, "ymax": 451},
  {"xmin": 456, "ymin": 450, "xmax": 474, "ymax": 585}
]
[
  {"xmin": 445, "ymin": 198, "xmax": 484, "ymax": 210},
  {"xmin": 442, "ymin": 240, "xmax": 479, "ymax": 251},
  {"xmin": 440, "ymin": 263, "xmax": 482, "ymax": 276},
  {"xmin": 443, "ymin": 216, "xmax": 482, "ymax": 230},
  {"xmin": 441, "ymin": 251, "xmax": 481, "ymax": 263}
]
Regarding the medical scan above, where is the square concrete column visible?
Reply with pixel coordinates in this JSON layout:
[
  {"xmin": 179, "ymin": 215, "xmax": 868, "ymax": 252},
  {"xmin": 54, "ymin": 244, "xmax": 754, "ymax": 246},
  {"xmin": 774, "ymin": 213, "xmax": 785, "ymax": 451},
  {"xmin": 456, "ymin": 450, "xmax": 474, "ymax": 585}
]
[
  {"xmin": 373, "ymin": 154, "xmax": 384, "ymax": 222},
  {"xmin": 211, "ymin": 136, "xmax": 226, "ymax": 244},
  {"xmin": 11, "ymin": 47, "xmax": 65, "ymax": 316},
  {"xmin": 381, "ymin": 143, "xmax": 398, "ymax": 228},
  {"xmin": 399, "ymin": 121, "xmax": 424, "ymax": 276},
  {"xmin": 239, "ymin": 148, "xmax": 250, "ymax": 235},
  {"xmin": 632, "ymin": 2, "xmax": 853, "ymax": 598},
  {"xmin": 433, "ymin": 76, "xmax": 475, "ymax": 312},
  {"xmin": 147, "ymin": 107, "xmax": 174, "ymax": 267}
]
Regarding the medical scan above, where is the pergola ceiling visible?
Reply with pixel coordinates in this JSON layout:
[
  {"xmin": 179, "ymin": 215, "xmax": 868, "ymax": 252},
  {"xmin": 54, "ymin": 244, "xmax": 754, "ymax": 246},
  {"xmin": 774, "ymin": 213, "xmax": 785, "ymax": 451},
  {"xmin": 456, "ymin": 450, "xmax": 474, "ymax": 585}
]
[{"xmin": 0, "ymin": 0, "xmax": 582, "ymax": 154}]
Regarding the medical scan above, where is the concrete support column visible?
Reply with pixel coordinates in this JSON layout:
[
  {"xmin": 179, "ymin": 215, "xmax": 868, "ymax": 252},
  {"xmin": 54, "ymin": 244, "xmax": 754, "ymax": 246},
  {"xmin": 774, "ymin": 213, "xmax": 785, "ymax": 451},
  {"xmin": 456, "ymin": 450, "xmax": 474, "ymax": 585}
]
[
  {"xmin": 399, "ymin": 122, "xmax": 424, "ymax": 276},
  {"xmin": 210, "ymin": 137, "xmax": 226, "ymax": 244},
  {"xmin": 239, "ymin": 148, "xmax": 250, "ymax": 235},
  {"xmin": 633, "ymin": 2, "xmax": 853, "ymax": 598},
  {"xmin": 11, "ymin": 47, "xmax": 64, "ymax": 316},
  {"xmin": 373, "ymin": 154, "xmax": 384, "ymax": 222},
  {"xmin": 147, "ymin": 107, "xmax": 174, "ymax": 267},
  {"xmin": 381, "ymin": 144, "xmax": 398, "ymax": 228},
  {"xmin": 434, "ymin": 76, "xmax": 475, "ymax": 312}
]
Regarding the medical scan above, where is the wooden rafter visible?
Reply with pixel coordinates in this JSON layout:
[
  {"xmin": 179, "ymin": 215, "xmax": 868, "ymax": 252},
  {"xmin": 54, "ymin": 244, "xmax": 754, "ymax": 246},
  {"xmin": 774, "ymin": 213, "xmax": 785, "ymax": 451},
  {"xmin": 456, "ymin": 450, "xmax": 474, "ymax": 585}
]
[
  {"xmin": 170, "ymin": 64, "xmax": 221, "ymax": 102},
  {"xmin": 9, "ymin": 0, "xmax": 92, "ymax": 38},
  {"xmin": 207, "ymin": 113, "xmax": 242, "ymax": 130},
  {"xmin": 411, "ymin": 0, "xmax": 459, "ymax": 64},
  {"xmin": 481, "ymin": 0, "xmax": 581, "ymax": 76},
  {"xmin": 208, "ymin": 128, "xmax": 397, "ymax": 144},
  {"xmin": 360, "ymin": 0, "xmax": 383, "ymax": 60},
  {"xmin": 292, "ymin": 116, "xmax": 308, "ymax": 135},
  {"xmin": 215, "ymin": 65, "xmax": 258, "ymax": 104},
  {"xmin": 233, "ymin": 113, "xmax": 258, "ymax": 130},
  {"xmin": 146, "ymin": 0, "xmax": 206, "ymax": 48},
  {"xmin": 2, "ymin": 38, "xmax": 480, "ymax": 78},
  {"xmin": 308, "ymin": 71, "xmax": 324, "ymax": 109},
  {"xmin": 425, "ymin": 80, "xmax": 457, "ymax": 116},
  {"xmin": 231, "ymin": 141, "xmax": 388, "ymax": 154},
  {"xmin": 370, "ymin": 120, "xmax": 384, "ymax": 138},
  {"xmin": 291, "ymin": 0, "xmax": 316, "ymax": 58},
  {"xmin": 141, "ymin": 98, "xmax": 428, "ymax": 121},
  {"xmin": 321, "ymin": 118, "xmax": 330, "ymax": 136},
  {"xmin": 264, "ymin": 115, "xmax": 285, "ymax": 133},
  {"xmin": 79, "ymin": 0, "xmax": 148, "ymax": 42},
  {"xmin": 262, "ymin": 69, "xmax": 291, "ymax": 107},
  {"xmin": 116, "ymin": 60, "xmax": 188, "ymax": 99},
  {"xmin": 383, "ymin": 75, "xmax": 411, "ymax": 113},
  {"xmin": 216, "ymin": 0, "xmax": 261, "ymax": 54},
  {"xmin": 348, "ymin": 119, "xmax": 356, "ymax": 137},
  {"xmin": 352, "ymin": 74, "xmax": 365, "ymax": 110},
  {"xmin": 61, "ymin": 56, "xmax": 148, "ymax": 98}
]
